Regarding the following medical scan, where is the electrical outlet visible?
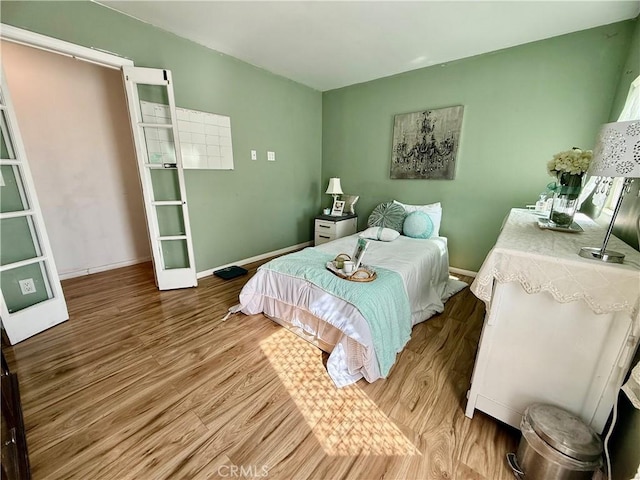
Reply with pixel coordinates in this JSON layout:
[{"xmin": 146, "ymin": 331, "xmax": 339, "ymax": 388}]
[
  {"xmin": 250, "ymin": 150, "xmax": 257, "ymax": 160},
  {"xmin": 267, "ymin": 151, "xmax": 276, "ymax": 161},
  {"xmin": 19, "ymin": 278, "xmax": 36, "ymax": 295}
]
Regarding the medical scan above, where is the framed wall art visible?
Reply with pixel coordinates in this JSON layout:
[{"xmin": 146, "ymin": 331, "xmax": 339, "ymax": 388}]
[
  {"xmin": 390, "ymin": 105, "xmax": 464, "ymax": 180},
  {"xmin": 331, "ymin": 200, "xmax": 346, "ymax": 216}
]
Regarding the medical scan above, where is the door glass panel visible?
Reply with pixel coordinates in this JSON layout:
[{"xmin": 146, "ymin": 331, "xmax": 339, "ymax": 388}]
[
  {"xmin": 0, "ymin": 110, "xmax": 16, "ymax": 159},
  {"xmin": 156, "ymin": 205, "xmax": 185, "ymax": 236},
  {"xmin": 137, "ymin": 84, "xmax": 170, "ymax": 110},
  {"xmin": 1, "ymin": 261, "xmax": 52, "ymax": 313},
  {"xmin": 142, "ymin": 126, "xmax": 176, "ymax": 165},
  {"xmin": 150, "ymin": 169, "xmax": 181, "ymax": 201},
  {"xmin": 1, "ymin": 217, "xmax": 39, "ymax": 265},
  {"xmin": 0, "ymin": 165, "xmax": 28, "ymax": 213},
  {"xmin": 160, "ymin": 239, "xmax": 190, "ymax": 269}
]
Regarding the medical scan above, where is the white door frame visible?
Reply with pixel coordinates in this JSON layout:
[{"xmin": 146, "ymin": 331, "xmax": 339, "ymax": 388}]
[
  {"xmin": 0, "ymin": 24, "xmax": 133, "ymax": 70},
  {"xmin": 0, "ymin": 25, "xmax": 140, "ymax": 342},
  {"xmin": 1, "ymin": 25, "xmax": 196, "ymax": 284},
  {"xmin": 1, "ymin": 25, "xmax": 199, "ymax": 291}
]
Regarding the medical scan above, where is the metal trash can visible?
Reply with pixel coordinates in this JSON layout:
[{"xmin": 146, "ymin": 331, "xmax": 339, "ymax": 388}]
[{"xmin": 507, "ymin": 404, "xmax": 603, "ymax": 480}]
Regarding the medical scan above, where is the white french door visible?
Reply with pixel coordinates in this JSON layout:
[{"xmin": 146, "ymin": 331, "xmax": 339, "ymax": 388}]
[
  {"xmin": 0, "ymin": 72, "xmax": 69, "ymax": 344},
  {"xmin": 122, "ymin": 67, "xmax": 197, "ymax": 290}
]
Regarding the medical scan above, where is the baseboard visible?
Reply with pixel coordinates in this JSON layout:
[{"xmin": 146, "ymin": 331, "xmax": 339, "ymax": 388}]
[
  {"xmin": 449, "ymin": 266, "xmax": 477, "ymax": 278},
  {"xmin": 59, "ymin": 257, "xmax": 151, "ymax": 280},
  {"xmin": 197, "ymin": 241, "xmax": 313, "ymax": 279}
]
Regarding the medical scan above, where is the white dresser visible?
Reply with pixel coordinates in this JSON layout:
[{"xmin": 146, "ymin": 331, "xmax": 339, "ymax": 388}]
[
  {"xmin": 314, "ymin": 214, "xmax": 358, "ymax": 245},
  {"xmin": 466, "ymin": 209, "xmax": 640, "ymax": 433}
]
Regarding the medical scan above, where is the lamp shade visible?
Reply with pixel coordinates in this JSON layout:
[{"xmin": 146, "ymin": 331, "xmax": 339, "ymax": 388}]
[
  {"xmin": 325, "ymin": 177, "xmax": 343, "ymax": 195},
  {"xmin": 588, "ymin": 120, "xmax": 640, "ymax": 178}
]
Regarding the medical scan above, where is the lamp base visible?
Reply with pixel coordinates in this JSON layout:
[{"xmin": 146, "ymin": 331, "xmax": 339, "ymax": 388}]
[{"xmin": 578, "ymin": 247, "xmax": 625, "ymax": 264}]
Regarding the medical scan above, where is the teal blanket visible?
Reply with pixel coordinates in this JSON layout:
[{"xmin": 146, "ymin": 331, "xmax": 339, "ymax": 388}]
[{"xmin": 260, "ymin": 248, "xmax": 411, "ymax": 377}]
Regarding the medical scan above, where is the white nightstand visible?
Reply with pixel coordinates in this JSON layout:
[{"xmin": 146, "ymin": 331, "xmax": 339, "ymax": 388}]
[{"xmin": 314, "ymin": 214, "xmax": 357, "ymax": 245}]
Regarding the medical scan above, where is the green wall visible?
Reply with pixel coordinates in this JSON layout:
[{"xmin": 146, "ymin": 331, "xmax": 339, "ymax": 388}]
[
  {"xmin": 322, "ymin": 20, "xmax": 635, "ymax": 271},
  {"xmin": 0, "ymin": 1, "xmax": 322, "ymax": 273}
]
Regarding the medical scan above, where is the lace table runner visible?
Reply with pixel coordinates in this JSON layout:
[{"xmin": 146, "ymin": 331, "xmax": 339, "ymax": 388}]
[{"xmin": 471, "ymin": 209, "xmax": 640, "ymax": 327}]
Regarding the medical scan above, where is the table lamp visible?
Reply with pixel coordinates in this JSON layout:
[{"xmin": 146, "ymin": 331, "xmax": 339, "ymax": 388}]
[
  {"xmin": 579, "ymin": 120, "xmax": 640, "ymax": 263},
  {"xmin": 325, "ymin": 177, "xmax": 343, "ymax": 209}
]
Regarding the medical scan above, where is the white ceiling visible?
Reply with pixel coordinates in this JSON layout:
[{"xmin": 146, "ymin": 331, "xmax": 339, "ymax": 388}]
[{"xmin": 99, "ymin": 1, "xmax": 640, "ymax": 91}]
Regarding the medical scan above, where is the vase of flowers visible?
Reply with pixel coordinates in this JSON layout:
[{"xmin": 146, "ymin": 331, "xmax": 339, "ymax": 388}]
[{"xmin": 546, "ymin": 148, "xmax": 592, "ymax": 227}]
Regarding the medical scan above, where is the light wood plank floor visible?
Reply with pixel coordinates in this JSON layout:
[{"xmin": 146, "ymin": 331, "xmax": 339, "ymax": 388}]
[{"xmin": 3, "ymin": 260, "xmax": 519, "ymax": 480}]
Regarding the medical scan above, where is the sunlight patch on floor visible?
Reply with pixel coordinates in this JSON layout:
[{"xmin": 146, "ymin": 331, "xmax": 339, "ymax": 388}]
[{"xmin": 260, "ymin": 328, "xmax": 421, "ymax": 456}]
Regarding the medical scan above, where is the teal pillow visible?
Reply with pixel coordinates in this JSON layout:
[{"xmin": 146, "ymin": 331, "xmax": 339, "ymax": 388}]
[
  {"xmin": 367, "ymin": 202, "xmax": 406, "ymax": 233},
  {"xmin": 403, "ymin": 211, "xmax": 434, "ymax": 239}
]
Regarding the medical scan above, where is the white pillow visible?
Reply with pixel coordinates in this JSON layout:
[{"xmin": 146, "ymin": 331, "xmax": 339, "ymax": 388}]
[
  {"xmin": 393, "ymin": 200, "xmax": 442, "ymax": 236},
  {"xmin": 359, "ymin": 226, "xmax": 400, "ymax": 242}
]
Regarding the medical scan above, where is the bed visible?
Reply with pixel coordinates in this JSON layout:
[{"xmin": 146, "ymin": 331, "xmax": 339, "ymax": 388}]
[{"xmin": 229, "ymin": 230, "xmax": 467, "ymax": 387}]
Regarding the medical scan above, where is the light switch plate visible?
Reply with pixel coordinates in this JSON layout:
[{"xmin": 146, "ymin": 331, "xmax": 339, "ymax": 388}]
[
  {"xmin": 267, "ymin": 151, "xmax": 276, "ymax": 161},
  {"xmin": 250, "ymin": 150, "xmax": 257, "ymax": 160}
]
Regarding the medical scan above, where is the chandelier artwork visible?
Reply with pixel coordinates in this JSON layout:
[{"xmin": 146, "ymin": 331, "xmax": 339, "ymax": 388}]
[{"xmin": 390, "ymin": 105, "xmax": 464, "ymax": 180}]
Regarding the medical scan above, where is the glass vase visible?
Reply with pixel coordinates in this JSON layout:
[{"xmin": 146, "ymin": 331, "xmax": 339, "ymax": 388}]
[{"xmin": 549, "ymin": 173, "xmax": 583, "ymax": 228}]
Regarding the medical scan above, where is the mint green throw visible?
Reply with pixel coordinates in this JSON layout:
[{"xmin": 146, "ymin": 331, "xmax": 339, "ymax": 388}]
[{"xmin": 260, "ymin": 248, "xmax": 412, "ymax": 377}]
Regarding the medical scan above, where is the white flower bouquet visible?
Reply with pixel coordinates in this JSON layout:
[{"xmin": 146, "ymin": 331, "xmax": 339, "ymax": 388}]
[{"xmin": 546, "ymin": 148, "xmax": 592, "ymax": 177}]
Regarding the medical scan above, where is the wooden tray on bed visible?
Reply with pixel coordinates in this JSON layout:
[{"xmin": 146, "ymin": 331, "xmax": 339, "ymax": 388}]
[{"xmin": 325, "ymin": 262, "xmax": 377, "ymax": 282}]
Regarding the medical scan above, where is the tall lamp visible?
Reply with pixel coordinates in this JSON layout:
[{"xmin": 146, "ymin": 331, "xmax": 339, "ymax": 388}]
[
  {"xmin": 579, "ymin": 120, "xmax": 640, "ymax": 263},
  {"xmin": 325, "ymin": 177, "xmax": 343, "ymax": 211}
]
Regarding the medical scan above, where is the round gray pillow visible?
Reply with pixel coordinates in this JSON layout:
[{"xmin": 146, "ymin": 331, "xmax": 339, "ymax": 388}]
[{"xmin": 367, "ymin": 202, "xmax": 407, "ymax": 233}]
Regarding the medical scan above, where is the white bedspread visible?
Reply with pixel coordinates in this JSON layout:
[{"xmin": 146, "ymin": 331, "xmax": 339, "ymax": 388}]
[{"xmin": 236, "ymin": 234, "xmax": 467, "ymax": 386}]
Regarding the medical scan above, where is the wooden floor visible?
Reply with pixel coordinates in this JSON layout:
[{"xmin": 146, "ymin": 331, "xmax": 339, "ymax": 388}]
[{"xmin": 3, "ymin": 260, "xmax": 519, "ymax": 480}]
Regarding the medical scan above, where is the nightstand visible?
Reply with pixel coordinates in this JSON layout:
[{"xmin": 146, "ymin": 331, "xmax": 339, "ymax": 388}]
[{"xmin": 314, "ymin": 214, "xmax": 357, "ymax": 245}]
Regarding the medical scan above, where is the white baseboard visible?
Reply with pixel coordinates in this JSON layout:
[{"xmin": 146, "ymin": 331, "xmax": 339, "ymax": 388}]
[
  {"xmin": 449, "ymin": 266, "xmax": 477, "ymax": 278},
  {"xmin": 59, "ymin": 257, "xmax": 151, "ymax": 280},
  {"xmin": 197, "ymin": 241, "xmax": 313, "ymax": 279}
]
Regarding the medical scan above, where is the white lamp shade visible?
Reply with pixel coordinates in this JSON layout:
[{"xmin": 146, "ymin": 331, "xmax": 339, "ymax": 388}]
[
  {"xmin": 325, "ymin": 177, "xmax": 343, "ymax": 195},
  {"xmin": 589, "ymin": 120, "xmax": 640, "ymax": 178}
]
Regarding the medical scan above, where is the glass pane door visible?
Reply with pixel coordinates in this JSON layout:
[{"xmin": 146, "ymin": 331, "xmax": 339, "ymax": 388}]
[
  {"xmin": 122, "ymin": 67, "xmax": 197, "ymax": 290},
  {"xmin": 0, "ymin": 72, "xmax": 68, "ymax": 344}
]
